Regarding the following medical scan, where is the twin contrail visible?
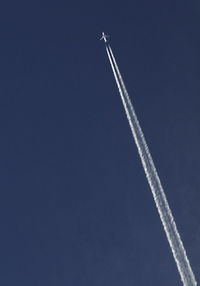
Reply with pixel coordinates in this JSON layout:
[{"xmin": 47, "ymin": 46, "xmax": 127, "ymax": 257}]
[{"xmin": 105, "ymin": 43, "xmax": 197, "ymax": 286}]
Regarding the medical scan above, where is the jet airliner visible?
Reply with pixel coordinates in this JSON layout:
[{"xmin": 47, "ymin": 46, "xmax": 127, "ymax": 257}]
[{"xmin": 100, "ymin": 32, "xmax": 109, "ymax": 43}]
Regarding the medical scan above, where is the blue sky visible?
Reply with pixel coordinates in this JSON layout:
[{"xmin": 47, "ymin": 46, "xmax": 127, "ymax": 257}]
[{"xmin": 0, "ymin": 0, "xmax": 200, "ymax": 285}]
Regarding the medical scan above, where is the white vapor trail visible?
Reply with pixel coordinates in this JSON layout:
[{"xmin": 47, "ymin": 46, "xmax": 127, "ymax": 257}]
[{"xmin": 105, "ymin": 44, "xmax": 197, "ymax": 286}]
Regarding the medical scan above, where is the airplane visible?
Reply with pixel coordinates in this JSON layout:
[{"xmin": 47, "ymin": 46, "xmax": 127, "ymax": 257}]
[{"xmin": 100, "ymin": 32, "xmax": 109, "ymax": 43}]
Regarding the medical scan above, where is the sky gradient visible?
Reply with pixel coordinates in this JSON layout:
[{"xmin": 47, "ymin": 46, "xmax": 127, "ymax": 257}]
[{"xmin": 0, "ymin": 0, "xmax": 200, "ymax": 285}]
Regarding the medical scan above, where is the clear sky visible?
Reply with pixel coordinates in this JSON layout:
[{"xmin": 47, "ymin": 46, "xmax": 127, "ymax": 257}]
[{"xmin": 0, "ymin": 0, "xmax": 200, "ymax": 285}]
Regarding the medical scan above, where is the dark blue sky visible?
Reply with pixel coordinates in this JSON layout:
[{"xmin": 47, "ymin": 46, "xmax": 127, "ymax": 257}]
[{"xmin": 0, "ymin": 0, "xmax": 200, "ymax": 285}]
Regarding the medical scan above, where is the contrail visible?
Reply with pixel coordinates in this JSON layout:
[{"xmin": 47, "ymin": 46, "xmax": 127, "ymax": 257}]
[{"xmin": 105, "ymin": 44, "xmax": 197, "ymax": 286}]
